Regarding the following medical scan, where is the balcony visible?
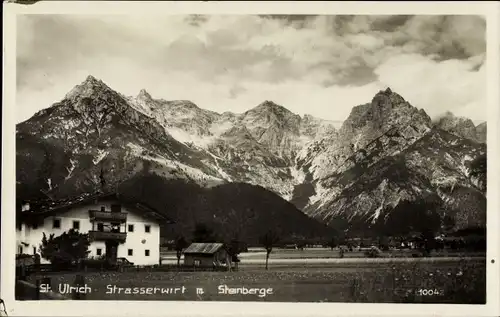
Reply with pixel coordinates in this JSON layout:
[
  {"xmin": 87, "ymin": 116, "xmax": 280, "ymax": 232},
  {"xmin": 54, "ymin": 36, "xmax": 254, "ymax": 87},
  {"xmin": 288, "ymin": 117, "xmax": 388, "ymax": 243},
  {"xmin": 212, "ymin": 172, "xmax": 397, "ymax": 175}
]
[
  {"xmin": 89, "ymin": 210, "xmax": 127, "ymax": 223},
  {"xmin": 88, "ymin": 231, "xmax": 127, "ymax": 243}
]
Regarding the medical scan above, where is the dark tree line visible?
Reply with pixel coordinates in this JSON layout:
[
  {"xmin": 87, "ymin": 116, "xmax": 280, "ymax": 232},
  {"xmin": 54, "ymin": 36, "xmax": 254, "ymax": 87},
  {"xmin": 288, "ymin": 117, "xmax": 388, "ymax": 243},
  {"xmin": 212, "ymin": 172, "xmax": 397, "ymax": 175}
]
[{"xmin": 469, "ymin": 153, "xmax": 486, "ymax": 192}]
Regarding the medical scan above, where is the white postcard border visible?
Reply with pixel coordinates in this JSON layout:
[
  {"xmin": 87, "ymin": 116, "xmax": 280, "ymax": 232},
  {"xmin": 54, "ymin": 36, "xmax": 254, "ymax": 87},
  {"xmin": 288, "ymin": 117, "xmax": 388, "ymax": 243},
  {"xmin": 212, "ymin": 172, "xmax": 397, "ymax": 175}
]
[{"xmin": 2, "ymin": 1, "xmax": 499, "ymax": 316}]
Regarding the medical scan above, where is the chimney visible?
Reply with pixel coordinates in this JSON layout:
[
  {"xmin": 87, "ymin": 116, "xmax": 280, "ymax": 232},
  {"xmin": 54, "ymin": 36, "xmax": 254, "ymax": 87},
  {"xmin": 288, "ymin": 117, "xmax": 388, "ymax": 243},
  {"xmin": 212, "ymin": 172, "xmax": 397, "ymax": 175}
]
[{"xmin": 111, "ymin": 204, "xmax": 121, "ymax": 213}]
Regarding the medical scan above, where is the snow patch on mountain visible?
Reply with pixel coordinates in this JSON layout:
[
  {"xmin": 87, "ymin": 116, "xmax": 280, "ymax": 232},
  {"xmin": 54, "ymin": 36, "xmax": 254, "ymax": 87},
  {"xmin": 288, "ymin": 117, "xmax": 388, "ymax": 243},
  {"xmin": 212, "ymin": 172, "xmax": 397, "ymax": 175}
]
[
  {"xmin": 289, "ymin": 166, "xmax": 306, "ymax": 184},
  {"xmin": 93, "ymin": 149, "xmax": 108, "ymax": 165},
  {"xmin": 65, "ymin": 159, "xmax": 77, "ymax": 180},
  {"xmin": 16, "ymin": 77, "xmax": 486, "ymax": 232},
  {"xmin": 309, "ymin": 183, "xmax": 340, "ymax": 209},
  {"xmin": 126, "ymin": 142, "xmax": 222, "ymax": 186},
  {"xmin": 209, "ymin": 120, "xmax": 236, "ymax": 136},
  {"xmin": 165, "ymin": 127, "xmax": 215, "ymax": 148},
  {"xmin": 460, "ymin": 154, "xmax": 474, "ymax": 175},
  {"xmin": 205, "ymin": 152, "xmax": 233, "ymax": 181}
]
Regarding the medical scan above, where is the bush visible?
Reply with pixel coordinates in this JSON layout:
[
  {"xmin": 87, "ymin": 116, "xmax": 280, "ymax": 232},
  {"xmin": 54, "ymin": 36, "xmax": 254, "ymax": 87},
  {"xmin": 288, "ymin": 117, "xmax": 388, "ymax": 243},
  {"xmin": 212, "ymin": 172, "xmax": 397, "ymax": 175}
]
[
  {"xmin": 81, "ymin": 258, "xmax": 108, "ymax": 269},
  {"xmin": 16, "ymin": 254, "xmax": 35, "ymax": 267},
  {"xmin": 16, "ymin": 253, "xmax": 33, "ymax": 260},
  {"xmin": 40, "ymin": 229, "xmax": 90, "ymax": 270},
  {"xmin": 364, "ymin": 246, "xmax": 382, "ymax": 258}
]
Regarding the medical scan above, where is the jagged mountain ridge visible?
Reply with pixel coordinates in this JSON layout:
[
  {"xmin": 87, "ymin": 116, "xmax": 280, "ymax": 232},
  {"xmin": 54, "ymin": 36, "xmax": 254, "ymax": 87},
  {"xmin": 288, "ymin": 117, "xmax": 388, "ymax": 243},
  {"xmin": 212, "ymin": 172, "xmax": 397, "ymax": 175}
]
[
  {"xmin": 125, "ymin": 83, "xmax": 340, "ymax": 199},
  {"xmin": 16, "ymin": 76, "xmax": 486, "ymax": 234},
  {"xmin": 435, "ymin": 111, "xmax": 486, "ymax": 143},
  {"xmin": 292, "ymin": 89, "xmax": 486, "ymax": 231},
  {"xmin": 17, "ymin": 76, "xmax": 229, "ymax": 200},
  {"xmin": 475, "ymin": 122, "xmax": 487, "ymax": 143}
]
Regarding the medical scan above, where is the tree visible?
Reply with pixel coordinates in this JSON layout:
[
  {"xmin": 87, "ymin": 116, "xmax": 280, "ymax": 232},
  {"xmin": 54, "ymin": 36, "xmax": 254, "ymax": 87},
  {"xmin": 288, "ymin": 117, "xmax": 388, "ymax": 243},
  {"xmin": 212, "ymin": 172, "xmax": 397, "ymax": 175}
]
[
  {"xmin": 327, "ymin": 236, "xmax": 338, "ymax": 251},
  {"xmin": 259, "ymin": 230, "xmax": 280, "ymax": 270},
  {"xmin": 442, "ymin": 214, "xmax": 456, "ymax": 232},
  {"xmin": 296, "ymin": 239, "xmax": 307, "ymax": 250},
  {"xmin": 378, "ymin": 236, "xmax": 389, "ymax": 251},
  {"xmin": 469, "ymin": 154, "xmax": 486, "ymax": 192},
  {"xmin": 419, "ymin": 228, "xmax": 436, "ymax": 257},
  {"xmin": 99, "ymin": 165, "xmax": 106, "ymax": 191},
  {"xmin": 174, "ymin": 235, "xmax": 189, "ymax": 267},
  {"xmin": 226, "ymin": 236, "xmax": 246, "ymax": 271},
  {"xmin": 192, "ymin": 223, "xmax": 218, "ymax": 243},
  {"xmin": 40, "ymin": 229, "xmax": 90, "ymax": 269}
]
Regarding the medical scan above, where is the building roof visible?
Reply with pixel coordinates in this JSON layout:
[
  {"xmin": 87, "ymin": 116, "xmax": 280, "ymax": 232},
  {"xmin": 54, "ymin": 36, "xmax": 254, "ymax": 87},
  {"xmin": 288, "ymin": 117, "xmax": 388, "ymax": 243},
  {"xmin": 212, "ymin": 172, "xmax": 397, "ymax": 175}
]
[
  {"xmin": 18, "ymin": 191, "xmax": 175, "ymax": 224},
  {"xmin": 184, "ymin": 243, "xmax": 225, "ymax": 255}
]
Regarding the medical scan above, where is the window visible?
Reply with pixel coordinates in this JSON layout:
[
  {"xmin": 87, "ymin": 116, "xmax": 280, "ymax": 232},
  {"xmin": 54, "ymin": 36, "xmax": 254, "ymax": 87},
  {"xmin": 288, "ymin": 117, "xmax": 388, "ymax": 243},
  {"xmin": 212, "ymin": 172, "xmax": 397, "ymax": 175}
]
[
  {"xmin": 194, "ymin": 259, "xmax": 200, "ymax": 266},
  {"xmin": 53, "ymin": 218, "xmax": 61, "ymax": 229},
  {"xmin": 18, "ymin": 246, "xmax": 23, "ymax": 254},
  {"xmin": 96, "ymin": 248, "xmax": 102, "ymax": 256},
  {"xmin": 128, "ymin": 224, "xmax": 134, "ymax": 232},
  {"xmin": 145, "ymin": 250, "xmax": 150, "ymax": 257},
  {"xmin": 33, "ymin": 247, "xmax": 36, "ymax": 254},
  {"xmin": 111, "ymin": 223, "xmax": 120, "ymax": 233},
  {"xmin": 145, "ymin": 225, "xmax": 151, "ymax": 233},
  {"xmin": 128, "ymin": 249, "xmax": 133, "ymax": 256},
  {"xmin": 32, "ymin": 222, "xmax": 38, "ymax": 230},
  {"xmin": 97, "ymin": 223, "xmax": 104, "ymax": 232},
  {"xmin": 72, "ymin": 220, "xmax": 80, "ymax": 230}
]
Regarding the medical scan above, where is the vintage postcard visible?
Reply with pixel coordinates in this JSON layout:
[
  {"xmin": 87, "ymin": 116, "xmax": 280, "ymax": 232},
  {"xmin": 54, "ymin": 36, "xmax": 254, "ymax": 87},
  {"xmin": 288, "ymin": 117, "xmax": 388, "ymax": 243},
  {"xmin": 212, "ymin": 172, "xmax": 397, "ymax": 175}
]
[{"xmin": 2, "ymin": 1, "xmax": 499, "ymax": 316}]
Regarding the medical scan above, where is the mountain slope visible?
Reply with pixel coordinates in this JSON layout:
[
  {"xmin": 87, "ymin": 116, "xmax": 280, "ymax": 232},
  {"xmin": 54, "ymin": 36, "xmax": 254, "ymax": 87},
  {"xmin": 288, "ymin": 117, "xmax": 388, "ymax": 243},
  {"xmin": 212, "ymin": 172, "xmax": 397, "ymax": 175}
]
[
  {"xmin": 476, "ymin": 122, "xmax": 487, "ymax": 143},
  {"xmin": 435, "ymin": 111, "xmax": 485, "ymax": 143},
  {"xmin": 16, "ymin": 76, "xmax": 337, "ymax": 242},
  {"xmin": 17, "ymin": 76, "xmax": 227, "ymax": 201},
  {"xmin": 16, "ymin": 77, "xmax": 486, "ymax": 237},
  {"xmin": 127, "ymin": 91, "xmax": 338, "ymax": 199},
  {"xmin": 117, "ymin": 174, "xmax": 335, "ymax": 243},
  {"xmin": 292, "ymin": 89, "xmax": 486, "ymax": 232}
]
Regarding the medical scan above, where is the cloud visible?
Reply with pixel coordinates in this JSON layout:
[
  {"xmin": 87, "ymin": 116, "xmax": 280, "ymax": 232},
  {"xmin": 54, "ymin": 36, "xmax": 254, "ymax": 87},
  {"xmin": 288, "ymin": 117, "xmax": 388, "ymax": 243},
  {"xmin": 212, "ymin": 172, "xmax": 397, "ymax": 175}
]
[
  {"xmin": 375, "ymin": 53, "xmax": 486, "ymax": 121},
  {"xmin": 16, "ymin": 14, "xmax": 486, "ymax": 123}
]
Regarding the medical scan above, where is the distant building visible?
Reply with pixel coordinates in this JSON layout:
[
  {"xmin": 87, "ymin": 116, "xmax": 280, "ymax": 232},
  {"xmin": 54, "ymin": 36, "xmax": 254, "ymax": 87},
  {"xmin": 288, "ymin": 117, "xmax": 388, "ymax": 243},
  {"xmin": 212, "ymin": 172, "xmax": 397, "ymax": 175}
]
[
  {"xmin": 16, "ymin": 192, "xmax": 174, "ymax": 266},
  {"xmin": 183, "ymin": 243, "xmax": 231, "ymax": 268}
]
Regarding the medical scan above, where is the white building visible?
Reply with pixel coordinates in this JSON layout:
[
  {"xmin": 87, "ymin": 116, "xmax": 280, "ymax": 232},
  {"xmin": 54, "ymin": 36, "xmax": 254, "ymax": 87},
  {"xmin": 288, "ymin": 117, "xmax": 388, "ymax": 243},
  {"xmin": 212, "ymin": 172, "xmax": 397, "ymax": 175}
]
[{"xmin": 16, "ymin": 192, "xmax": 173, "ymax": 266}]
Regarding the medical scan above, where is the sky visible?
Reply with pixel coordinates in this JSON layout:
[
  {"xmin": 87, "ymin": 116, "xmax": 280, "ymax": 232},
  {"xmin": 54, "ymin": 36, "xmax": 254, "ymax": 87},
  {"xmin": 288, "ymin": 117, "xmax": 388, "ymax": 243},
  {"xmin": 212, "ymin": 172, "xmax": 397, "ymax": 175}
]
[{"xmin": 16, "ymin": 14, "xmax": 486, "ymax": 123}]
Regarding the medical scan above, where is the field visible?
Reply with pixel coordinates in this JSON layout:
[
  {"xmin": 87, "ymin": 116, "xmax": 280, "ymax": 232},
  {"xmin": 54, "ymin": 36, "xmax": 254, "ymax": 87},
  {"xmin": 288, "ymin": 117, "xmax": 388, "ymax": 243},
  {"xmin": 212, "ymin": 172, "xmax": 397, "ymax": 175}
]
[{"xmin": 24, "ymin": 249, "xmax": 487, "ymax": 303}]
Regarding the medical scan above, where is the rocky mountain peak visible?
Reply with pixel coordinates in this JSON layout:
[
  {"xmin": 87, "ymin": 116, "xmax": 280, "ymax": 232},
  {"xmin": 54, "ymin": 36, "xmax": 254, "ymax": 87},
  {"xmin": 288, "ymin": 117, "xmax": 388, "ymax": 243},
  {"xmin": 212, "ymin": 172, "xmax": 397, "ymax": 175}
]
[
  {"xmin": 302, "ymin": 114, "xmax": 313, "ymax": 120},
  {"xmin": 301, "ymin": 114, "xmax": 318, "ymax": 123},
  {"xmin": 16, "ymin": 76, "xmax": 487, "ymax": 237},
  {"xmin": 137, "ymin": 89, "xmax": 153, "ymax": 101},
  {"xmin": 342, "ymin": 87, "xmax": 429, "ymax": 135},
  {"xmin": 435, "ymin": 111, "xmax": 480, "ymax": 142},
  {"xmin": 437, "ymin": 111, "xmax": 475, "ymax": 124},
  {"xmin": 476, "ymin": 122, "xmax": 487, "ymax": 143},
  {"xmin": 371, "ymin": 87, "xmax": 407, "ymax": 111},
  {"xmin": 65, "ymin": 75, "xmax": 114, "ymax": 101},
  {"xmin": 82, "ymin": 75, "xmax": 102, "ymax": 86},
  {"xmin": 166, "ymin": 100, "xmax": 200, "ymax": 110},
  {"xmin": 222, "ymin": 123, "xmax": 253, "ymax": 138},
  {"xmin": 251, "ymin": 100, "xmax": 293, "ymax": 116}
]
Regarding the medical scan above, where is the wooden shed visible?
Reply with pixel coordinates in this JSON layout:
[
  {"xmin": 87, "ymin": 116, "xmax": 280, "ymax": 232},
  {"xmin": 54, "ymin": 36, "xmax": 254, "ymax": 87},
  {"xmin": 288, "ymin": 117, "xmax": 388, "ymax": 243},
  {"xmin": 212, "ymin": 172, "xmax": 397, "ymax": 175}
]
[{"xmin": 183, "ymin": 243, "xmax": 230, "ymax": 269}]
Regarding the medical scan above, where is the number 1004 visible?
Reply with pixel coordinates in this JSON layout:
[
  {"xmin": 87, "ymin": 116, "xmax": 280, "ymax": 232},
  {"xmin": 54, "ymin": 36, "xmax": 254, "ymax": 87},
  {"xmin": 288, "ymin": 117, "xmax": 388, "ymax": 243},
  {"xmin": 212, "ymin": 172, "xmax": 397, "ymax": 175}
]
[{"xmin": 417, "ymin": 289, "xmax": 442, "ymax": 296}]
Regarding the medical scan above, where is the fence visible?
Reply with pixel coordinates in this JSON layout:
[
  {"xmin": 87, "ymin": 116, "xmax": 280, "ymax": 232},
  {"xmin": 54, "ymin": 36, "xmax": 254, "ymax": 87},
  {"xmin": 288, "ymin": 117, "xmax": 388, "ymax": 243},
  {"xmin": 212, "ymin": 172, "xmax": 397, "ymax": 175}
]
[{"xmin": 17, "ymin": 263, "xmax": 233, "ymax": 276}]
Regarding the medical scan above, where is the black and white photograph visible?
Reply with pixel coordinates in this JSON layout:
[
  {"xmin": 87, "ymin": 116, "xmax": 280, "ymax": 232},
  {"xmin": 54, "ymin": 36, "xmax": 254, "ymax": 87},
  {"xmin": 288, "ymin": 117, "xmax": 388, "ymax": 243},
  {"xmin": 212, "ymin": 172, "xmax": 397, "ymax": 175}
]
[{"xmin": 2, "ymin": 1, "xmax": 500, "ymax": 316}]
